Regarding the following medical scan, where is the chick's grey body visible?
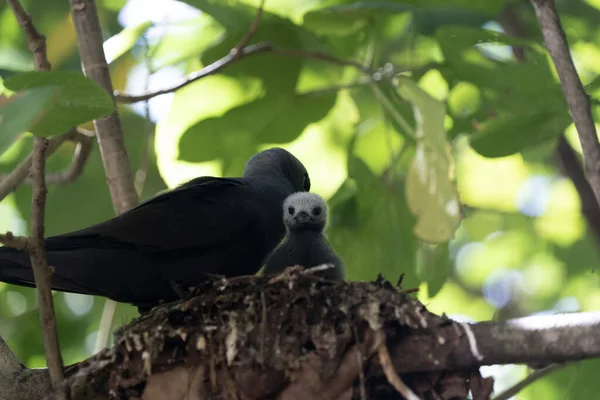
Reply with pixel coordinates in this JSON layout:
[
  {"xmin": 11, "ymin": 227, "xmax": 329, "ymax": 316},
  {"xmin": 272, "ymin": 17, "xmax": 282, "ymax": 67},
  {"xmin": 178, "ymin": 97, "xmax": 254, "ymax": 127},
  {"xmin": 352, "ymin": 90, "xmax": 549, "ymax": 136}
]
[
  {"xmin": 0, "ymin": 148, "xmax": 310, "ymax": 311},
  {"xmin": 263, "ymin": 192, "xmax": 344, "ymax": 280}
]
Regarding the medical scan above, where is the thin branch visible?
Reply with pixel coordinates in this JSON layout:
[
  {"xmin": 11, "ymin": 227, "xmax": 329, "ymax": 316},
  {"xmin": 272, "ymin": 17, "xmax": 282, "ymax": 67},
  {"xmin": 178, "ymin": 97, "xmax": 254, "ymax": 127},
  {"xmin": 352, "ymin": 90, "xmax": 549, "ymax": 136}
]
[
  {"xmin": 6, "ymin": 0, "xmax": 51, "ymax": 71},
  {"xmin": 45, "ymin": 134, "xmax": 93, "ymax": 185},
  {"xmin": 499, "ymin": 4, "xmax": 600, "ymax": 251},
  {"xmin": 29, "ymin": 137, "xmax": 67, "ymax": 400},
  {"xmin": 115, "ymin": 43, "xmax": 369, "ymax": 104},
  {"xmin": 492, "ymin": 363, "xmax": 566, "ymax": 400},
  {"xmin": 0, "ymin": 129, "xmax": 75, "ymax": 201},
  {"xmin": 555, "ymin": 137, "xmax": 600, "ymax": 247},
  {"xmin": 6, "ymin": 2, "xmax": 66, "ymax": 399},
  {"xmin": 530, "ymin": 0, "xmax": 600, "ymax": 207},
  {"xmin": 70, "ymin": 0, "xmax": 138, "ymax": 214},
  {"xmin": 230, "ymin": 0, "xmax": 265, "ymax": 57},
  {"xmin": 0, "ymin": 231, "xmax": 29, "ymax": 250},
  {"xmin": 115, "ymin": 42, "xmax": 272, "ymax": 103},
  {"xmin": 0, "ymin": 129, "xmax": 93, "ymax": 188}
]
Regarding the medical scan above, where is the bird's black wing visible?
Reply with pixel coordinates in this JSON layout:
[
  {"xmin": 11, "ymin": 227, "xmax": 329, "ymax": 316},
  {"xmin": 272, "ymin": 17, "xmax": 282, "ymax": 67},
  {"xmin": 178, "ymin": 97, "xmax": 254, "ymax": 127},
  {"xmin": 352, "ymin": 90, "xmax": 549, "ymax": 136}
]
[{"xmin": 45, "ymin": 177, "xmax": 261, "ymax": 252}]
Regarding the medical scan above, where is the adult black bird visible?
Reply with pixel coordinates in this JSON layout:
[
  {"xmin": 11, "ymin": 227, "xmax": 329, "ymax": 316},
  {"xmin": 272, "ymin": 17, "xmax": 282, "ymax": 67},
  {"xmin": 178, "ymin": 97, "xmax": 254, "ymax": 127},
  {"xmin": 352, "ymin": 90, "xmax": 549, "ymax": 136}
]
[
  {"xmin": 0, "ymin": 148, "xmax": 310, "ymax": 311},
  {"xmin": 262, "ymin": 192, "xmax": 345, "ymax": 280}
]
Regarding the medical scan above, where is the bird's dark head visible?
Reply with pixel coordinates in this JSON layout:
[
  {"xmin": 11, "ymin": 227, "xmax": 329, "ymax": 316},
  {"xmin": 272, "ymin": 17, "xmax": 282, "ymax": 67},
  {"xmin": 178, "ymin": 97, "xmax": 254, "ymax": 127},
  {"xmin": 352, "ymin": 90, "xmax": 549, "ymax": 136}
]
[
  {"xmin": 283, "ymin": 192, "xmax": 327, "ymax": 232},
  {"xmin": 243, "ymin": 148, "xmax": 310, "ymax": 192}
]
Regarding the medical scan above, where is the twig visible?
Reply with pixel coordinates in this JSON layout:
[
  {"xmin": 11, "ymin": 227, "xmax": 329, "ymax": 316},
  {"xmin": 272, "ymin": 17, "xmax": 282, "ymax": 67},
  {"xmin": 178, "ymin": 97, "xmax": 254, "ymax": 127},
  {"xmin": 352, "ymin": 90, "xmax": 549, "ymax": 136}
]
[
  {"xmin": 115, "ymin": 43, "xmax": 369, "ymax": 104},
  {"xmin": 0, "ymin": 231, "xmax": 29, "ymax": 250},
  {"xmin": 230, "ymin": 0, "xmax": 265, "ymax": 57},
  {"xmin": 530, "ymin": 0, "xmax": 600, "ymax": 207},
  {"xmin": 6, "ymin": 0, "xmax": 50, "ymax": 70},
  {"xmin": 6, "ymin": 2, "xmax": 66, "ymax": 399},
  {"xmin": 499, "ymin": 3, "xmax": 600, "ymax": 250},
  {"xmin": 0, "ymin": 129, "xmax": 93, "ymax": 187},
  {"xmin": 0, "ymin": 129, "xmax": 76, "ymax": 201},
  {"xmin": 555, "ymin": 137, "xmax": 600, "ymax": 247},
  {"xmin": 377, "ymin": 335, "xmax": 420, "ymax": 400},
  {"xmin": 70, "ymin": 0, "xmax": 139, "ymax": 214},
  {"xmin": 115, "ymin": 42, "xmax": 273, "ymax": 103},
  {"xmin": 492, "ymin": 363, "xmax": 566, "ymax": 400},
  {"xmin": 29, "ymin": 137, "xmax": 67, "ymax": 400}
]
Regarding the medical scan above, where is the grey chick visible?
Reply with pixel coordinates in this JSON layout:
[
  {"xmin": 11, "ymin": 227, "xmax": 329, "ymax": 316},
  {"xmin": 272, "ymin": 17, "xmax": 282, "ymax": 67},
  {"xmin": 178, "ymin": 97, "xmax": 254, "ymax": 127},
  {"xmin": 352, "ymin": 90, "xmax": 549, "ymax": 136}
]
[{"xmin": 263, "ymin": 192, "xmax": 345, "ymax": 280}]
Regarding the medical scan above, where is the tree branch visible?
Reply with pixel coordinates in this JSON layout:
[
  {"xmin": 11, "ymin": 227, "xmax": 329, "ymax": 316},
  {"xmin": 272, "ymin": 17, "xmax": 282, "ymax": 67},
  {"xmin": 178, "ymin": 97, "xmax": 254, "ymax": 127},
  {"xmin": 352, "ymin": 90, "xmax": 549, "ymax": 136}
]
[
  {"xmin": 492, "ymin": 363, "xmax": 566, "ymax": 400},
  {"xmin": 530, "ymin": 0, "xmax": 600, "ymax": 206},
  {"xmin": 70, "ymin": 0, "xmax": 140, "ymax": 354},
  {"xmin": 6, "ymin": 1, "xmax": 66, "ymax": 399},
  {"xmin": 391, "ymin": 311, "xmax": 600, "ymax": 372},
  {"xmin": 69, "ymin": 0, "xmax": 138, "ymax": 214},
  {"xmin": 115, "ymin": 43, "xmax": 369, "ymax": 104},
  {"xmin": 6, "ymin": 0, "xmax": 51, "ymax": 71},
  {"xmin": 0, "ymin": 128, "xmax": 76, "ymax": 202},
  {"xmin": 0, "ymin": 129, "xmax": 93, "ymax": 189},
  {"xmin": 29, "ymin": 137, "xmax": 67, "ymax": 400}
]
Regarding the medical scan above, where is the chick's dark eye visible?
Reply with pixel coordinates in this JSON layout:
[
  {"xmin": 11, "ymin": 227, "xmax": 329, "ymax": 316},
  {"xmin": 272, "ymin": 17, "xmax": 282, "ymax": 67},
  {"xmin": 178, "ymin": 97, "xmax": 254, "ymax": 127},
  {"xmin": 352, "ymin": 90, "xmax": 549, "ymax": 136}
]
[
  {"xmin": 288, "ymin": 206, "xmax": 295, "ymax": 215},
  {"xmin": 312, "ymin": 206, "xmax": 322, "ymax": 216},
  {"xmin": 303, "ymin": 173, "xmax": 311, "ymax": 192}
]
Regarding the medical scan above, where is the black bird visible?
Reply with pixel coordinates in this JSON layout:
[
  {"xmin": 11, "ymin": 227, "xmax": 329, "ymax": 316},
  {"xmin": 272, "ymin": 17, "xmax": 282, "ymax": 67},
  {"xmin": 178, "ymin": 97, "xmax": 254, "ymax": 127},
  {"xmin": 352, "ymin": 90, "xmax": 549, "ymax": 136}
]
[
  {"xmin": 262, "ymin": 192, "xmax": 344, "ymax": 280},
  {"xmin": 0, "ymin": 148, "xmax": 310, "ymax": 311}
]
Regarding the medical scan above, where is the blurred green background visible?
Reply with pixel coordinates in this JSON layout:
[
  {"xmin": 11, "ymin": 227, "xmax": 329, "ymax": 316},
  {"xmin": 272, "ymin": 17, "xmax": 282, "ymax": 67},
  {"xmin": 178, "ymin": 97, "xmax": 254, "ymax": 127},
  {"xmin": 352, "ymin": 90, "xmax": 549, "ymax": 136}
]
[{"xmin": 1, "ymin": 0, "xmax": 600, "ymax": 398}]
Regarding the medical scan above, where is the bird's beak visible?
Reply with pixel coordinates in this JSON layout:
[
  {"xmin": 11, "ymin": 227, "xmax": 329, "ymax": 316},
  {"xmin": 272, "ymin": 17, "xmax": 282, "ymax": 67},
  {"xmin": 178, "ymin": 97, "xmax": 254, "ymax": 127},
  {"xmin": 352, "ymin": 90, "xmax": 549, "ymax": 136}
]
[{"xmin": 294, "ymin": 211, "xmax": 312, "ymax": 224}]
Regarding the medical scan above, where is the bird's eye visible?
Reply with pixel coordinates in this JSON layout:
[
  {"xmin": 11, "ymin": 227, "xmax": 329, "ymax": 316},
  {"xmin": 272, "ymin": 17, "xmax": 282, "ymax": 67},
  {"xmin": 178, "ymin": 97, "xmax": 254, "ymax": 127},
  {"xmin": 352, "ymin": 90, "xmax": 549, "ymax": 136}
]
[
  {"xmin": 303, "ymin": 173, "xmax": 311, "ymax": 192},
  {"xmin": 312, "ymin": 206, "xmax": 322, "ymax": 216},
  {"xmin": 288, "ymin": 206, "xmax": 295, "ymax": 215}
]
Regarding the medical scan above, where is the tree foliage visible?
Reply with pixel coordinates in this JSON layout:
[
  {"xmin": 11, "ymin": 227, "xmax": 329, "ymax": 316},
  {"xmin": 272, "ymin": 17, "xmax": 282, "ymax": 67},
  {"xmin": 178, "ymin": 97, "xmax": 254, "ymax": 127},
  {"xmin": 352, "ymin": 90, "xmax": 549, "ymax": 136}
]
[{"xmin": 1, "ymin": 0, "xmax": 600, "ymax": 398}]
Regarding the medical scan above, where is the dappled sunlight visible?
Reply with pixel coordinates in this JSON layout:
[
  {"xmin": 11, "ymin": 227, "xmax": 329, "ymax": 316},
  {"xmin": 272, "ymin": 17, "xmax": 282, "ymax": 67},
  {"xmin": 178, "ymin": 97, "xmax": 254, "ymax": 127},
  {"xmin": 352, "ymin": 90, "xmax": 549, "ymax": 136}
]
[
  {"xmin": 456, "ymin": 138, "xmax": 530, "ymax": 212},
  {"xmin": 155, "ymin": 75, "xmax": 262, "ymax": 186},
  {"xmin": 534, "ymin": 178, "xmax": 584, "ymax": 246},
  {"xmin": 260, "ymin": 92, "xmax": 357, "ymax": 199},
  {"xmin": 417, "ymin": 69, "xmax": 449, "ymax": 101},
  {"xmin": 418, "ymin": 280, "xmax": 495, "ymax": 322}
]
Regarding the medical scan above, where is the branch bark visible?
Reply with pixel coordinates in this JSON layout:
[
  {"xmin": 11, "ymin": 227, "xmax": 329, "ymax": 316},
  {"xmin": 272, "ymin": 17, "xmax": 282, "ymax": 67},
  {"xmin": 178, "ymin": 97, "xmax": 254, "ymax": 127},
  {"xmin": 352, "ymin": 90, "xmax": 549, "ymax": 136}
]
[
  {"xmin": 530, "ymin": 0, "xmax": 600, "ymax": 206},
  {"xmin": 29, "ymin": 137, "xmax": 67, "ymax": 400},
  {"xmin": 69, "ymin": 0, "xmax": 140, "ymax": 352},
  {"xmin": 69, "ymin": 0, "xmax": 138, "ymax": 214},
  {"xmin": 6, "ymin": 1, "xmax": 66, "ymax": 398}
]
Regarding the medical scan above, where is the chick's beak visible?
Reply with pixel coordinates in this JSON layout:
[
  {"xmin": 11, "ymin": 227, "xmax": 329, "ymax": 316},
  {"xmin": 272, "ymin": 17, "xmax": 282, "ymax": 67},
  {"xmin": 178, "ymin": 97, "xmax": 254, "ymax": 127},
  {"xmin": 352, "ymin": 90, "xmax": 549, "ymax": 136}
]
[{"xmin": 294, "ymin": 211, "xmax": 312, "ymax": 224}]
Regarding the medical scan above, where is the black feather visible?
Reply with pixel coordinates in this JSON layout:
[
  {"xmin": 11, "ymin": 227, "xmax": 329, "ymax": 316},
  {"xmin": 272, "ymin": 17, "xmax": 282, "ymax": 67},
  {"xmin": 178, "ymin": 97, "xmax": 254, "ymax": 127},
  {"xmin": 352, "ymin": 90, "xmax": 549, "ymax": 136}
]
[{"xmin": 0, "ymin": 148, "xmax": 309, "ymax": 311}]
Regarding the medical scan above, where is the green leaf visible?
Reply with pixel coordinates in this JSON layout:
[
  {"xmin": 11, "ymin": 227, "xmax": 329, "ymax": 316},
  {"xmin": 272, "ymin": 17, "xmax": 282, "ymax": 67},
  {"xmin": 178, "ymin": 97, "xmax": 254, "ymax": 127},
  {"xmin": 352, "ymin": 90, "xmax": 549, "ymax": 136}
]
[
  {"xmin": 148, "ymin": 14, "xmax": 225, "ymax": 70},
  {"xmin": 0, "ymin": 86, "xmax": 59, "ymax": 153},
  {"xmin": 396, "ymin": 76, "xmax": 461, "ymax": 243},
  {"xmin": 328, "ymin": 155, "xmax": 419, "ymax": 286},
  {"xmin": 469, "ymin": 110, "xmax": 572, "ymax": 158},
  {"xmin": 303, "ymin": 1, "xmax": 502, "ymax": 36},
  {"xmin": 104, "ymin": 20, "xmax": 152, "ymax": 64},
  {"xmin": 416, "ymin": 242, "xmax": 450, "ymax": 297},
  {"xmin": 178, "ymin": 92, "xmax": 337, "ymax": 165},
  {"xmin": 3, "ymin": 71, "xmax": 115, "ymax": 137}
]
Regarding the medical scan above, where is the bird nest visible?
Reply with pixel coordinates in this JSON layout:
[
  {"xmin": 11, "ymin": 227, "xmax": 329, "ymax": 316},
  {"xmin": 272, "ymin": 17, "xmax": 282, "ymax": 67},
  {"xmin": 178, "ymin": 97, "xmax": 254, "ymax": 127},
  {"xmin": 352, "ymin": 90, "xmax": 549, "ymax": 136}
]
[{"xmin": 75, "ymin": 269, "xmax": 493, "ymax": 400}]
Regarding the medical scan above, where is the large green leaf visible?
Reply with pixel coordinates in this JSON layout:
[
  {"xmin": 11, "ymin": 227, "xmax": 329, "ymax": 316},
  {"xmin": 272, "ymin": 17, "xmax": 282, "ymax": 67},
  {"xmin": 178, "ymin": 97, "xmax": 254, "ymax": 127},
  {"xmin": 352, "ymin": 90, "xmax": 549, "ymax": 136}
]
[
  {"xmin": 3, "ymin": 71, "xmax": 115, "ymax": 137},
  {"xmin": 178, "ymin": 92, "xmax": 337, "ymax": 165},
  {"xmin": 396, "ymin": 76, "xmax": 461, "ymax": 243},
  {"xmin": 469, "ymin": 109, "xmax": 572, "ymax": 158},
  {"xmin": 328, "ymin": 155, "xmax": 419, "ymax": 286},
  {"xmin": 0, "ymin": 86, "xmax": 59, "ymax": 153},
  {"xmin": 303, "ymin": 2, "xmax": 493, "ymax": 36}
]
